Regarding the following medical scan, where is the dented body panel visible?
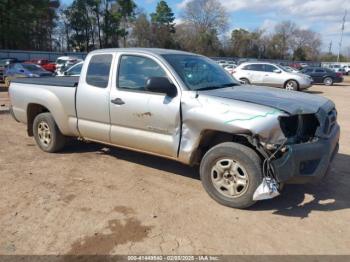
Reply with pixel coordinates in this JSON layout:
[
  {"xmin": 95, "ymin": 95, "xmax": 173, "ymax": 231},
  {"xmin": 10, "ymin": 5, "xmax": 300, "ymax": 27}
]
[
  {"xmin": 9, "ymin": 48, "xmax": 340, "ymax": 185},
  {"xmin": 178, "ymin": 91, "xmax": 288, "ymax": 163}
]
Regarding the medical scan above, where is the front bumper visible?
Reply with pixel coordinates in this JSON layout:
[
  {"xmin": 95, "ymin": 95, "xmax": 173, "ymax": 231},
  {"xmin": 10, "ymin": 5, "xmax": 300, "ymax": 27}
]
[
  {"xmin": 299, "ymin": 79, "xmax": 313, "ymax": 89},
  {"xmin": 271, "ymin": 124, "xmax": 340, "ymax": 184},
  {"xmin": 335, "ymin": 77, "xmax": 343, "ymax": 83}
]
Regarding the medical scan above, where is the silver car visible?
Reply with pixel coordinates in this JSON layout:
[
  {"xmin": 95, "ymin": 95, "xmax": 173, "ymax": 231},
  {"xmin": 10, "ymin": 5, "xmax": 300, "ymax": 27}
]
[{"xmin": 233, "ymin": 62, "xmax": 313, "ymax": 91}]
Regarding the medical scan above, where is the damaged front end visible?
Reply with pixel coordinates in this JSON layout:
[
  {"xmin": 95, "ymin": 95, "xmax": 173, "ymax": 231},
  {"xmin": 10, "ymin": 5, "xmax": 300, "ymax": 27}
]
[{"xmin": 259, "ymin": 102, "xmax": 340, "ymax": 185}]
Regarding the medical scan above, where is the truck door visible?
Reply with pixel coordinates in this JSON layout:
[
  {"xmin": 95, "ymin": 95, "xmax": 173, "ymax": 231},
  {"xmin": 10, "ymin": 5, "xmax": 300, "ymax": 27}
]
[
  {"xmin": 109, "ymin": 53, "xmax": 181, "ymax": 158},
  {"xmin": 76, "ymin": 53, "xmax": 113, "ymax": 142}
]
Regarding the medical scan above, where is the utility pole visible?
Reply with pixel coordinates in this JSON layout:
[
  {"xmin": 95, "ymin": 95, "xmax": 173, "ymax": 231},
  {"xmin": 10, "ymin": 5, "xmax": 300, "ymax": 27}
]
[
  {"xmin": 329, "ymin": 41, "xmax": 332, "ymax": 54},
  {"xmin": 337, "ymin": 10, "xmax": 347, "ymax": 63}
]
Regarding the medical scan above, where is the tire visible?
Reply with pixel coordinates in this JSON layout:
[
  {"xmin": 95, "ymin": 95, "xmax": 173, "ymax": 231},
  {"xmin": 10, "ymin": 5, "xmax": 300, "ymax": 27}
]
[
  {"xmin": 285, "ymin": 80, "xmax": 299, "ymax": 91},
  {"xmin": 240, "ymin": 78, "xmax": 250, "ymax": 85},
  {"xmin": 200, "ymin": 142, "xmax": 262, "ymax": 209},
  {"xmin": 324, "ymin": 77, "xmax": 333, "ymax": 86},
  {"xmin": 33, "ymin": 112, "xmax": 66, "ymax": 152}
]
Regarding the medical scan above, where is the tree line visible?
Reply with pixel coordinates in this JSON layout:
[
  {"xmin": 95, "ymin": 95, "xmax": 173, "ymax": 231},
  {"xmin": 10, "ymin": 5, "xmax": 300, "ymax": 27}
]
[{"xmin": 0, "ymin": 0, "xmax": 348, "ymax": 62}]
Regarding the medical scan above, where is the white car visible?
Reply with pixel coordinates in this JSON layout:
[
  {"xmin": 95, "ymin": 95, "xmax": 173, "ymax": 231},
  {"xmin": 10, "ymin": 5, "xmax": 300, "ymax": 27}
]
[
  {"xmin": 328, "ymin": 65, "xmax": 346, "ymax": 75},
  {"xmin": 342, "ymin": 65, "xmax": 350, "ymax": 75},
  {"xmin": 57, "ymin": 61, "xmax": 83, "ymax": 77},
  {"xmin": 55, "ymin": 56, "xmax": 82, "ymax": 75},
  {"xmin": 233, "ymin": 62, "xmax": 313, "ymax": 91},
  {"xmin": 217, "ymin": 60, "xmax": 229, "ymax": 67},
  {"xmin": 224, "ymin": 64, "xmax": 237, "ymax": 74}
]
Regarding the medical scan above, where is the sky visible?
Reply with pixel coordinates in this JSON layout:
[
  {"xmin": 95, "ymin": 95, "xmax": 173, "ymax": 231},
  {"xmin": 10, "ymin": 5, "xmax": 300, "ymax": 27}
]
[{"xmin": 61, "ymin": 0, "xmax": 350, "ymax": 54}]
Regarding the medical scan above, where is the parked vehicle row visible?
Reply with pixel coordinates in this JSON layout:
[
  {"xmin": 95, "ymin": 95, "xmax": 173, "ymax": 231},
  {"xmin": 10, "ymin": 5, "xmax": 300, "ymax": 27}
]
[
  {"xmin": 24, "ymin": 59, "xmax": 56, "ymax": 72},
  {"xmin": 0, "ymin": 56, "xmax": 84, "ymax": 87},
  {"xmin": 1, "ymin": 55, "xmax": 346, "ymax": 91}
]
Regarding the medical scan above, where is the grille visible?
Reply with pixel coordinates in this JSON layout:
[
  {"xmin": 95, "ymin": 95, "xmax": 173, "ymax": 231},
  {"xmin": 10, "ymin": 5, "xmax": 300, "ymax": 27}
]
[{"xmin": 279, "ymin": 114, "xmax": 319, "ymax": 142}]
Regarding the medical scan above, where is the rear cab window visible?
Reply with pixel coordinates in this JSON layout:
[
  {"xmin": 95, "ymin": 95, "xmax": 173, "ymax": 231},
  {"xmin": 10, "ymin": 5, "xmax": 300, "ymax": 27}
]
[{"xmin": 86, "ymin": 54, "xmax": 113, "ymax": 88}]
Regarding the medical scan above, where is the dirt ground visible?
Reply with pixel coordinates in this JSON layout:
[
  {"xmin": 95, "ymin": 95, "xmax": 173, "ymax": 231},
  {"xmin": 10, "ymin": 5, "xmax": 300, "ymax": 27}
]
[{"xmin": 0, "ymin": 79, "xmax": 349, "ymax": 255}]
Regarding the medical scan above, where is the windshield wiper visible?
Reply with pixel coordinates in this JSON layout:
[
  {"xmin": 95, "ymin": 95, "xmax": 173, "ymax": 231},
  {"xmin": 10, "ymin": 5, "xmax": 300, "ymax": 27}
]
[{"xmin": 196, "ymin": 83, "xmax": 238, "ymax": 91}]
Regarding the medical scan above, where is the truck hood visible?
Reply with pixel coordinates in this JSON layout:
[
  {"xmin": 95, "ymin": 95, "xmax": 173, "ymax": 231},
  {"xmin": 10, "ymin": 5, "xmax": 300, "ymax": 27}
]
[{"xmin": 201, "ymin": 85, "xmax": 334, "ymax": 115}]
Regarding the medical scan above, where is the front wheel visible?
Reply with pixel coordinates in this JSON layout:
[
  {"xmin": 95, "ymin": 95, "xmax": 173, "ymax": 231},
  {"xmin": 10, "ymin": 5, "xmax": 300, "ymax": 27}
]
[
  {"xmin": 200, "ymin": 142, "xmax": 262, "ymax": 208},
  {"xmin": 285, "ymin": 80, "xmax": 299, "ymax": 91},
  {"xmin": 324, "ymin": 77, "xmax": 333, "ymax": 86},
  {"xmin": 33, "ymin": 112, "xmax": 66, "ymax": 152}
]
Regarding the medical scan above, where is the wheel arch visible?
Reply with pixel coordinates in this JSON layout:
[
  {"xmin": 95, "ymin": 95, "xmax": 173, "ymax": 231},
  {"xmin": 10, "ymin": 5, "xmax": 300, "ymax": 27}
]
[
  {"xmin": 189, "ymin": 130, "xmax": 259, "ymax": 166},
  {"xmin": 26, "ymin": 103, "xmax": 50, "ymax": 136}
]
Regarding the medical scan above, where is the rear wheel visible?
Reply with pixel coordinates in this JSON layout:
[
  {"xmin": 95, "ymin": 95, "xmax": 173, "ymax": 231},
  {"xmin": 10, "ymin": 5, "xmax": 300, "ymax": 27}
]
[
  {"xmin": 324, "ymin": 77, "xmax": 333, "ymax": 86},
  {"xmin": 285, "ymin": 80, "xmax": 298, "ymax": 91},
  {"xmin": 33, "ymin": 112, "xmax": 66, "ymax": 152},
  {"xmin": 200, "ymin": 142, "xmax": 262, "ymax": 208}
]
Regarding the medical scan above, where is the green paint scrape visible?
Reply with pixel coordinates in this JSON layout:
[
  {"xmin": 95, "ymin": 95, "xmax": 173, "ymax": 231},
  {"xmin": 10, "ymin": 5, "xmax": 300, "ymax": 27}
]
[{"xmin": 225, "ymin": 109, "xmax": 280, "ymax": 124}]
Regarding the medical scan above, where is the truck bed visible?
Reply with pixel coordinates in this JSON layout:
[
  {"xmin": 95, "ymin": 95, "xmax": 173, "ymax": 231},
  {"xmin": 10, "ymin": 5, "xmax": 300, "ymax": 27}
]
[
  {"xmin": 11, "ymin": 76, "xmax": 79, "ymax": 87},
  {"xmin": 9, "ymin": 76, "xmax": 79, "ymax": 137}
]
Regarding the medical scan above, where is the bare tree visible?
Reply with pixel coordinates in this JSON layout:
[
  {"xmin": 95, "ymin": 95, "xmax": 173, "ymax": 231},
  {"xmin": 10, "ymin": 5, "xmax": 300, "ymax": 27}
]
[
  {"xmin": 130, "ymin": 13, "xmax": 152, "ymax": 47},
  {"xmin": 181, "ymin": 0, "xmax": 228, "ymax": 33},
  {"xmin": 273, "ymin": 21, "xmax": 297, "ymax": 59},
  {"xmin": 292, "ymin": 29, "xmax": 321, "ymax": 60}
]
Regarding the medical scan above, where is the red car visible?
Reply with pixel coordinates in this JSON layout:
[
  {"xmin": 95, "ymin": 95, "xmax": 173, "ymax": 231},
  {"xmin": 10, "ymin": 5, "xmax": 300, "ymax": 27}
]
[{"xmin": 25, "ymin": 59, "xmax": 56, "ymax": 73}]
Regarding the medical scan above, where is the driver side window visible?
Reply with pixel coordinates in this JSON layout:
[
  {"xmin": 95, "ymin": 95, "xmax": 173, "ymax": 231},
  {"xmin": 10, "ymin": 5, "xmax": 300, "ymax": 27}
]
[{"xmin": 117, "ymin": 55, "xmax": 167, "ymax": 91}]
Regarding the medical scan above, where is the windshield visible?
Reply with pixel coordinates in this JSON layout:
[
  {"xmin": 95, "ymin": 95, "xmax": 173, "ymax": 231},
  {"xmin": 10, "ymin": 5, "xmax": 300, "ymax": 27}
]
[
  {"xmin": 274, "ymin": 64, "xmax": 288, "ymax": 72},
  {"xmin": 162, "ymin": 54, "xmax": 239, "ymax": 91}
]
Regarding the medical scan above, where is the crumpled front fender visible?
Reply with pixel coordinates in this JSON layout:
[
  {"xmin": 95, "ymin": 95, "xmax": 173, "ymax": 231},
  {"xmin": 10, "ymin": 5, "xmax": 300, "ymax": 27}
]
[{"xmin": 178, "ymin": 92, "xmax": 287, "ymax": 164}]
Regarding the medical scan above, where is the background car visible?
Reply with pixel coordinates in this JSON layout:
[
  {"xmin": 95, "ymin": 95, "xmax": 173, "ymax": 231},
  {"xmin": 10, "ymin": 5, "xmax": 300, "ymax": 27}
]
[
  {"xmin": 233, "ymin": 62, "xmax": 313, "ymax": 91},
  {"xmin": 25, "ymin": 59, "xmax": 56, "ymax": 72},
  {"xmin": 55, "ymin": 56, "xmax": 82, "ymax": 75},
  {"xmin": 343, "ymin": 65, "xmax": 350, "ymax": 75},
  {"xmin": 59, "ymin": 61, "xmax": 83, "ymax": 77},
  {"xmin": 328, "ymin": 64, "xmax": 346, "ymax": 75},
  {"xmin": 224, "ymin": 64, "xmax": 237, "ymax": 75},
  {"xmin": 4, "ymin": 63, "xmax": 52, "ymax": 88},
  {"xmin": 0, "ymin": 58, "xmax": 20, "ymax": 82},
  {"xmin": 283, "ymin": 66, "xmax": 300, "ymax": 73},
  {"xmin": 301, "ymin": 67, "xmax": 343, "ymax": 86},
  {"xmin": 217, "ymin": 60, "xmax": 229, "ymax": 67}
]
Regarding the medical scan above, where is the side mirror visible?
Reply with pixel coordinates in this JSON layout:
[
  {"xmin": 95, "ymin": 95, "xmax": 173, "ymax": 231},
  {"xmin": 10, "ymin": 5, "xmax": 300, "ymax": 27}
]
[
  {"xmin": 145, "ymin": 77, "xmax": 177, "ymax": 97},
  {"xmin": 273, "ymin": 69, "xmax": 282, "ymax": 73}
]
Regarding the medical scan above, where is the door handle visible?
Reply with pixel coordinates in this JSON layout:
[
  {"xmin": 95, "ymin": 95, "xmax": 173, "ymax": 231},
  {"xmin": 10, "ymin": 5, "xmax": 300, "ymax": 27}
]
[{"xmin": 111, "ymin": 98, "xmax": 125, "ymax": 105}]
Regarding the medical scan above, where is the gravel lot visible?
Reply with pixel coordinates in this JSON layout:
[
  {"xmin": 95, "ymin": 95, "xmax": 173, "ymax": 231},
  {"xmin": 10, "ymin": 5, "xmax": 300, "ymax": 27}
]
[{"xmin": 0, "ymin": 79, "xmax": 349, "ymax": 255}]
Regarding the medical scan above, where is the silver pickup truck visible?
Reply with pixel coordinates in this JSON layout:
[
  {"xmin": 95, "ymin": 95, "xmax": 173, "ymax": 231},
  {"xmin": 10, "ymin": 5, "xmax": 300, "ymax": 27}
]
[{"xmin": 9, "ymin": 48, "xmax": 340, "ymax": 208}]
